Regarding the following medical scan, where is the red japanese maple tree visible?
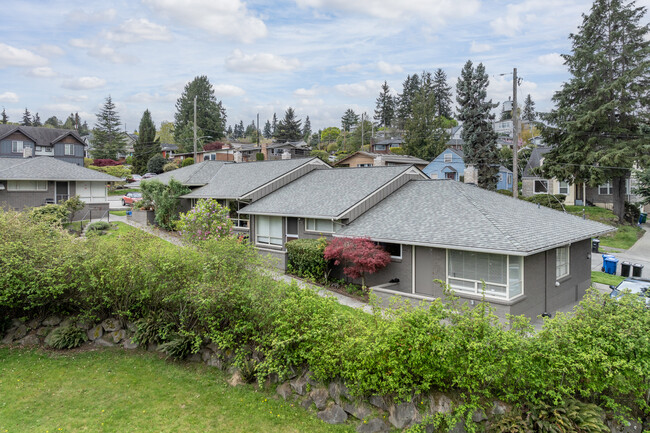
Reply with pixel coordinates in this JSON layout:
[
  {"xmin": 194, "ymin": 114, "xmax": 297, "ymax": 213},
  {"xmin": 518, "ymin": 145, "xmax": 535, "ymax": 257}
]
[{"xmin": 324, "ymin": 237, "xmax": 391, "ymax": 288}]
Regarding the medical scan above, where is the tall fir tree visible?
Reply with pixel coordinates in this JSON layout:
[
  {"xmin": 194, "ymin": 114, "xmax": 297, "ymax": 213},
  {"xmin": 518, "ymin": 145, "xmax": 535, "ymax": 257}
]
[
  {"xmin": 540, "ymin": 0, "xmax": 649, "ymax": 223},
  {"xmin": 522, "ymin": 94, "xmax": 536, "ymax": 122},
  {"xmin": 456, "ymin": 60, "xmax": 500, "ymax": 190},
  {"xmin": 174, "ymin": 76, "xmax": 227, "ymax": 146},
  {"xmin": 1, "ymin": 108, "xmax": 8, "ymax": 124},
  {"xmin": 227, "ymin": 125, "xmax": 233, "ymax": 137},
  {"xmin": 272, "ymin": 113, "xmax": 277, "ymax": 136},
  {"xmin": 238, "ymin": 120, "xmax": 245, "ymax": 139},
  {"xmin": 302, "ymin": 116, "xmax": 312, "ymax": 141},
  {"xmin": 263, "ymin": 120, "xmax": 272, "ymax": 138},
  {"xmin": 374, "ymin": 81, "xmax": 395, "ymax": 128},
  {"xmin": 341, "ymin": 109, "xmax": 360, "ymax": 132},
  {"xmin": 432, "ymin": 68, "xmax": 453, "ymax": 119},
  {"xmin": 274, "ymin": 108, "xmax": 302, "ymax": 141},
  {"xmin": 395, "ymin": 74, "xmax": 421, "ymax": 130},
  {"xmin": 32, "ymin": 113, "xmax": 42, "ymax": 127},
  {"xmin": 404, "ymin": 74, "xmax": 449, "ymax": 161},
  {"xmin": 92, "ymin": 95, "xmax": 126, "ymax": 160},
  {"xmin": 133, "ymin": 109, "xmax": 160, "ymax": 174},
  {"xmin": 21, "ymin": 108, "xmax": 32, "ymax": 126}
]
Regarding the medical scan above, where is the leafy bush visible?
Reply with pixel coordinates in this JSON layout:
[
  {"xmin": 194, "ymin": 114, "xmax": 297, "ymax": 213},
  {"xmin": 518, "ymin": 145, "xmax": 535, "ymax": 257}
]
[
  {"xmin": 133, "ymin": 316, "xmax": 164, "ymax": 346},
  {"xmin": 147, "ymin": 155, "xmax": 167, "ymax": 174},
  {"xmin": 309, "ymin": 150, "xmax": 329, "ymax": 162},
  {"xmin": 93, "ymin": 159, "xmax": 121, "ymax": 167},
  {"xmin": 286, "ymin": 238, "xmax": 329, "ymax": 281},
  {"xmin": 181, "ymin": 157, "xmax": 194, "ymax": 167},
  {"xmin": 324, "ymin": 237, "xmax": 391, "ymax": 287},
  {"xmin": 29, "ymin": 204, "xmax": 69, "ymax": 225},
  {"xmin": 140, "ymin": 179, "xmax": 190, "ymax": 230},
  {"xmin": 163, "ymin": 162, "xmax": 179, "ymax": 172},
  {"xmin": 522, "ymin": 194, "xmax": 566, "ymax": 210},
  {"xmin": 158, "ymin": 334, "xmax": 197, "ymax": 360},
  {"xmin": 255, "ymin": 152, "xmax": 265, "ymax": 161},
  {"xmin": 89, "ymin": 165, "xmax": 132, "ymax": 179},
  {"xmin": 176, "ymin": 199, "xmax": 233, "ymax": 243},
  {"xmin": 624, "ymin": 201, "xmax": 640, "ymax": 224},
  {"xmin": 62, "ymin": 195, "xmax": 85, "ymax": 219},
  {"xmin": 497, "ymin": 189, "xmax": 513, "ymax": 196},
  {"xmin": 389, "ymin": 147, "xmax": 407, "ymax": 155},
  {"xmin": 47, "ymin": 325, "xmax": 87, "ymax": 349},
  {"xmin": 87, "ymin": 221, "xmax": 111, "ymax": 231}
]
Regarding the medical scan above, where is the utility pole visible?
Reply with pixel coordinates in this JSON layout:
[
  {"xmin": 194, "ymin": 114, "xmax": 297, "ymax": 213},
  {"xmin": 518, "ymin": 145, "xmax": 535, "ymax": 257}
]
[
  {"xmin": 193, "ymin": 95, "xmax": 197, "ymax": 161},
  {"xmin": 361, "ymin": 113, "xmax": 364, "ymax": 149},
  {"xmin": 512, "ymin": 68, "xmax": 519, "ymax": 199},
  {"xmin": 256, "ymin": 113, "xmax": 260, "ymax": 147}
]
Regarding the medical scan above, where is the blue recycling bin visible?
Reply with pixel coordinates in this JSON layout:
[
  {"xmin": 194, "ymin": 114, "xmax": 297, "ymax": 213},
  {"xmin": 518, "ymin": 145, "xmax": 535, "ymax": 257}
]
[
  {"xmin": 601, "ymin": 254, "xmax": 614, "ymax": 272},
  {"xmin": 603, "ymin": 257, "xmax": 619, "ymax": 275}
]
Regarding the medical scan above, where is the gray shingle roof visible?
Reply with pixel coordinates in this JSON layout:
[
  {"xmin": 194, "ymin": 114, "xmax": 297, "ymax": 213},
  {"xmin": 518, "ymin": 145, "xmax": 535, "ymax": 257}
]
[
  {"xmin": 0, "ymin": 157, "xmax": 120, "ymax": 181},
  {"xmin": 0, "ymin": 125, "xmax": 85, "ymax": 147},
  {"xmin": 153, "ymin": 161, "xmax": 227, "ymax": 186},
  {"xmin": 337, "ymin": 180, "xmax": 614, "ymax": 256},
  {"xmin": 523, "ymin": 147, "xmax": 551, "ymax": 178},
  {"xmin": 239, "ymin": 165, "xmax": 417, "ymax": 219},
  {"xmin": 183, "ymin": 158, "xmax": 323, "ymax": 200}
]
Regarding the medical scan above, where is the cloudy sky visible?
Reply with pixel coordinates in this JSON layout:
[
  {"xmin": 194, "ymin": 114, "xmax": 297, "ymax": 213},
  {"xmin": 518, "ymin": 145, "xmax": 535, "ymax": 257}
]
[{"xmin": 1, "ymin": 0, "xmax": 647, "ymax": 134}]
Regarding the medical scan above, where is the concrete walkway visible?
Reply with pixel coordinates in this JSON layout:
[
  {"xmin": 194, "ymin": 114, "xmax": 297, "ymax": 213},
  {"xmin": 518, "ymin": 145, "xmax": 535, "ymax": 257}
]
[{"xmin": 591, "ymin": 222, "xmax": 650, "ymax": 278}]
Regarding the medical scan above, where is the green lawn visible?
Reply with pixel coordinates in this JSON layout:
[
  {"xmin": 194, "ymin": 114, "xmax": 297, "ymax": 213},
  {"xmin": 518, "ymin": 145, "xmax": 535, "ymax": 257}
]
[
  {"xmin": 108, "ymin": 188, "xmax": 139, "ymax": 196},
  {"xmin": 565, "ymin": 205, "xmax": 645, "ymax": 250},
  {"xmin": 0, "ymin": 348, "xmax": 354, "ymax": 433},
  {"xmin": 64, "ymin": 220, "xmax": 90, "ymax": 233},
  {"xmin": 591, "ymin": 271, "xmax": 625, "ymax": 287},
  {"xmin": 109, "ymin": 210, "xmax": 127, "ymax": 216}
]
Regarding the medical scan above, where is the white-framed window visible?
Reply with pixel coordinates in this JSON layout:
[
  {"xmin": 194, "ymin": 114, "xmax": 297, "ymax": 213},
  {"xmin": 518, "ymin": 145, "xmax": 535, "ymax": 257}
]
[
  {"xmin": 507, "ymin": 174, "xmax": 513, "ymax": 185},
  {"xmin": 374, "ymin": 144, "xmax": 386, "ymax": 151},
  {"xmin": 558, "ymin": 181, "xmax": 569, "ymax": 195},
  {"xmin": 599, "ymin": 182, "xmax": 612, "ymax": 195},
  {"xmin": 378, "ymin": 242, "xmax": 402, "ymax": 260},
  {"xmin": 204, "ymin": 153, "xmax": 216, "ymax": 161},
  {"xmin": 444, "ymin": 153, "xmax": 452, "ymax": 163},
  {"xmin": 11, "ymin": 141, "xmax": 24, "ymax": 153},
  {"xmin": 357, "ymin": 163, "xmax": 372, "ymax": 167},
  {"xmin": 7, "ymin": 180, "xmax": 48, "ymax": 191},
  {"xmin": 534, "ymin": 180, "xmax": 548, "ymax": 194},
  {"xmin": 64, "ymin": 143, "xmax": 74, "ymax": 156},
  {"xmin": 556, "ymin": 245, "xmax": 570, "ymax": 279},
  {"xmin": 447, "ymin": 250, "xmax": 524, "ymax": 300},
  {"xmin": 305, "ymin": 218, "xmax": 334, "ymax": 233},
  {"xmin": 255, "ymin": 215, "xmax": 282, "ymax": 246},
  {"xmin": 227, "ymin": 200, "xmax": 249, "ymax": 229}
]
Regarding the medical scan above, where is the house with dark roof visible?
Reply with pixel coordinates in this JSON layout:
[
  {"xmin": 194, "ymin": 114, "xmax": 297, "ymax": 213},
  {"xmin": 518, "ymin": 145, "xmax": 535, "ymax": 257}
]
[
  {"xmin": 371, "ymin": 138, "xmax": 404, "ymax": 153},
  {"xmin": 239, "ymin": 165, "xmax": 427, "ymax": 269},
  {"xmin": 335, "ymin": 151, "xmax": 428, "ymax": 169},
  {"xmin": 0, "ymin": 156, "xmax": 120, "ymax": 215},
  {"xmin": 423, "ymin": 148, "xmax": 513, "ymax": 191},
  {"xmin": 0, "ymin": 125, "xmax": 86, "ymax": 167}
]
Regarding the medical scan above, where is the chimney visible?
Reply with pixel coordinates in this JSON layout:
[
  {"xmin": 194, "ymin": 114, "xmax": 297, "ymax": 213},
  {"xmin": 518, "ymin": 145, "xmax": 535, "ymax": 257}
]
[
  {"xmin": 281, "ymin": 149, "xmax": 291, "ymax": 160},
  {"xmin": 464, "ymin": 164, "xmax": 477, "ymax": 185},
  {"xmin": 261, "ymin": 142, "xmax": 268, "ymax": 160},
  {"xmin": 234, "ymin": 151, "xmax": 242, "ymax": 163},
  {"xmin": 23, "ymin": 147, "xmax": 33, "ymax": 158},
  {"xmin": 373, "ymin": 155, "xmax": 385, "ymax": 166}
]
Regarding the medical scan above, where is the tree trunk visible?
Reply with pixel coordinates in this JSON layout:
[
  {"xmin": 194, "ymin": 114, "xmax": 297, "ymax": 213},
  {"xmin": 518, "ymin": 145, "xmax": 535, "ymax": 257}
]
[{"xmin": 612, "ymin": 176, "xmax": 626, "ymax": 224}]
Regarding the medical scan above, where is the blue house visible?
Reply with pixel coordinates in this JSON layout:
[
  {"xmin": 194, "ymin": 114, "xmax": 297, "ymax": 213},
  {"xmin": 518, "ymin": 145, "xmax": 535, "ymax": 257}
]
[{"xmin": 423, "ymin": 148, "xmax": 513, "ymax": 191}]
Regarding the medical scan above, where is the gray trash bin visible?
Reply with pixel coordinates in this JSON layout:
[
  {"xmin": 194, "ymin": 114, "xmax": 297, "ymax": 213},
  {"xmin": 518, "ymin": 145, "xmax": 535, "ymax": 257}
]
[
  {"xmin": 621, "ymin": 261, "xmax": 632, "ymax": 277},
  {"xmin": 632, "ymin": 263, "xmax": 644, "ymax": 278}
]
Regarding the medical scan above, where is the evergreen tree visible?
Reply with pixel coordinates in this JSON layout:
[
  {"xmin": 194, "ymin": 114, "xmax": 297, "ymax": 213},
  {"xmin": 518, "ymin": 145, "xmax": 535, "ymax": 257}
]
[
  {"xmin": 79, "ymin": 121, "xmax": 90, "ymax": 135},
  {"xmin": 432, "ymin": 68, "xmax": 453, "ymax": 119},
  {"xmin": 272, "ymin": 113, "xmax": 277, "ymax": 136},
  {"xmin": 456, "ymin": 60, "xmax": 500, "ymax": 190},
  {"xmin": 395, "ymin": 74, "xmax": 421, "ymax": 130},
  {"xmin": 74, "ymin": 113, "xmax": 81, "ymax": 130},
  {"xmin": 540, "ymin": 0, "xmax": 649, "ymax": 223},
  {"xmin": 92, "ymin": 95, "xmax": 126, "ymax": 160},
  {"xmin": 263, "ymin": 120, "xmax": 272, "ymax": 138},
  {"xmin": 238, "ymin": 120, "xmax": 245, "ymax": 139},
  {"xmin": 245, "ymin": 120, "xmax": 258, "ymax": 140},
  {"xmin": 522, "ymin": 94, "xmax": 536, "ymax": 122},
  {"xmin": 32, "ymin": 113, "xmax": 42, "ymax": 127},
  {"xmin": 374, "ymin": 81, "xmax": 395, "ymax": 128},
  {"xmin": 1, "ymin": 108, "xmax": 8, "ymax": 124},
  {"xmin": 274, "ymin": 108, "xmax": 302, "ymax": 141},
  {"xmin": 174, "ymin": 75, "xmax": 227, "ymax": 147},
  {"xmin": 227, "ymin": 125, "xmax": 233, "ymax": 137},
  {"xmin": 21, "ymin": 108, "xmax": 32, "ymax": 126},
  {"xmin": 44, "ymin": 116, "xmax": 61, "ymax": 128},
  {"xmin": 302, "ymin": 116, "xmax": 312, "ymax": 141},
  {"xmin": 63, "ymin": 114, "xmax": 75, "ymax": 130},
  {"xmin": 341, "ymin": 109, "xmax": 360, "ymax": 132},
  {"xmin": 176, "ymin": 122, "xmax": 204, "ymax": 152},
  {"xmin": 133, "ymin": 109, "xmax": 161, "ymax": 174},
  {"xmin": 404, "ymin": 74, "xmax": 449, "ymax": 161}
]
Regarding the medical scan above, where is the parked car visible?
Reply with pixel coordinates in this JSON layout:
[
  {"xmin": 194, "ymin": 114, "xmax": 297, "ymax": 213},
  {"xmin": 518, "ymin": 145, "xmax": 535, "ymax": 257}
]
[
  {"xmin": 127, "ymin": 174, "xmax": 142, "ymax": 183},
  {"xmin": 609, "ymin": 277, "xmax": 650, "ymax": 306},
  {"xmin": 142, "ymin": 173, "xmax": 156, "ymax": 179},
  {"xmin": 122, "ymin": 192, "xmax": 143, "ymax": 206}
]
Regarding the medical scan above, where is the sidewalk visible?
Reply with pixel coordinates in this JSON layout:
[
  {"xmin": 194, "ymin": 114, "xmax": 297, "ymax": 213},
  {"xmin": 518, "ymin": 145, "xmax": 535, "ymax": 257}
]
[{"xmin": 591, "ymin": 222, "xmax": 650, "ymax": 278}]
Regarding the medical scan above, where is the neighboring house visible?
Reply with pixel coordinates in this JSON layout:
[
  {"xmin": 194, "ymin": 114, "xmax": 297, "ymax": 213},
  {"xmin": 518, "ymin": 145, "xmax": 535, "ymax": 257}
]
[
  {"xmin": 335, "ymin": 151, "xmax": 428, "ymax": 170},
  {"xmin": 265, "ymin": 142, "xmax": 311, "ymax": 160},
  {"xmin": 335, "ymin": 179, "xmax": 613, "ymax": 320},
  {"xmin": 239, "ymin": 165, "xmax": 427, "ymax": 269},
  {"xmin": 154, "ymin": 157, "xmax": 330, "ymax": 232},
  {"xmin": 0, "ymin": 156, "xmax": 119, "ymax": 216},
  {"xmin": 371, "ymin": 138, "xmax": 404, "ymax": 153},
  {"xmin": 0, "ymin": 125, "xmax": 86, "ymax": 167},
  {"xmin": 161, "ymin": 143, "xmax": 178, "ymax": 159},
  {"xmin": 423, "ymin": 148, "xmax": 513, "ymax": 191}
]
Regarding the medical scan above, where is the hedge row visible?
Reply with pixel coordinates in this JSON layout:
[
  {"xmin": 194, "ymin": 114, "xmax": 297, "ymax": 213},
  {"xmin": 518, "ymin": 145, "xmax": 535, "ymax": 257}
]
[{"xmin": 1, "ymin": 209, "xmax": 649, "ymax": 421}]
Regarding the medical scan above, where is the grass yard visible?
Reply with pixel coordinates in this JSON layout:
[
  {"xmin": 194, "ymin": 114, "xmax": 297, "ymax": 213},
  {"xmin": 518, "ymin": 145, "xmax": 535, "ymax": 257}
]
[
  {"xmin": 108, "ymin": 188, "xmax": 139, "ymax": 196},
  {"xmin": 109, "ymin": 210, "xmax": 127, "ymax": 216},
  {"xmin": 0, "ymin": 348, "xmax": 354, "ymax": 433},
  {"xmin": 591, "ymin": 271, "xmax": 625, "ymax": 287},
  {"xmin": 565, "ymin": 205, "xmax": 645, "ymax": 250}
]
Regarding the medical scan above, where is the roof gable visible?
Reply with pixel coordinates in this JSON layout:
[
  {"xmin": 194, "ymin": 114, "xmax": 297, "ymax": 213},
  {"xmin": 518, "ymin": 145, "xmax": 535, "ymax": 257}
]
[
  {"xmin": 0, "ymin": 125, "xmax": 85, "ymax": 147},
  {"xmin": 0, "ymin": 157, "xmax": 121, "ymax": 182}
]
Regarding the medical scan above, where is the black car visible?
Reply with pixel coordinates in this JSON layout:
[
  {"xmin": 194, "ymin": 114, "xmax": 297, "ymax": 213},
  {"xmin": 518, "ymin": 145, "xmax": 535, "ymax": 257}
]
[{"xmin": 610, "ymin": 277, "xmax": 650, "ymax": 306}]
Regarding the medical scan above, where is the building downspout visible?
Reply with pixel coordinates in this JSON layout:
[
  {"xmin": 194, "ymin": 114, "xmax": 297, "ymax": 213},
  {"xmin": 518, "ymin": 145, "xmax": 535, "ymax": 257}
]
[{"xmin": 541, "ymin": 250, "xmax": 551, "ymax": 318}]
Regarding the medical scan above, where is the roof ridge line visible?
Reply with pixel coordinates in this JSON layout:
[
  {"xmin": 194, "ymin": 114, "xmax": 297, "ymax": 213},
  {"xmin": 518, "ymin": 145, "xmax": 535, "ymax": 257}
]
[{"xmin": 453, "ymin": 182, "xmax": 525, "ymax": 251}]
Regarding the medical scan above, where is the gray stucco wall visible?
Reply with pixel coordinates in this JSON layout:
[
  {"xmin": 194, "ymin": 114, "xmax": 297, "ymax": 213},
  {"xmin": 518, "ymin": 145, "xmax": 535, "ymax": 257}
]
[
  {"xmin": 0, "ymin": 139, "xmax": 35, "ymax": 157},
  {"xmin": 0, "ymin": 180, "xmax": 55, "ymax": 209}
]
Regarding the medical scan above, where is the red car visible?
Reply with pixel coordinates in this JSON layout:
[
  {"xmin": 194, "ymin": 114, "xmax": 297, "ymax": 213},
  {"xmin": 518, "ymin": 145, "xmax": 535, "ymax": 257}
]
[{"xmin": 122, "ymin": 192, "xmax": 143, "ymax": 206}]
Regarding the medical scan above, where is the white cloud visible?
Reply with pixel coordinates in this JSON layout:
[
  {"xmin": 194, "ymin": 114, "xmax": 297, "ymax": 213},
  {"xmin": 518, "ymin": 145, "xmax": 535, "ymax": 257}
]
[
  {"xmin": 144, "ymin": 0, "xmax": 267, "ymax": 43},
  {"xmin": 490, "ymin": 0, "xmax": 586, "ymax": 38},
  {"xmin": 537, "ymin": 53, "xmax": 565, "ymax": 68},
  {"xmin": 334, "ymin": 80, "xmax": 384, "ymax": 98},
  {"xmin": 213, "ymin": 84, "xmax": 246, "ymax": 97},
  {"xmin": 0, "ymin": 43, "xmax": 48, "ymax": 68},
  {"xmin": 65, "ymin": 8, "xmax": 116, "ymax": 23},
  {"xmin": 62, "ymin": 76, "xmax": 107, "ymax": 90},
  {"xmin": 29, "ymin": 67, "xmax": 57, "ymax": 78},
  {"xmin": 335, "ymin": 63, "xmax": 362, "ymax": 73},
  {"xmin": 36, "ymin": 44, "xmax": 65, "ymax": 57},
  {"xmin": 225, "ymin": 50, "xmax": 300, "ymax": 73},
  {"xmin": 294, "ymin": 86, "xmax": 320, "ymax": 97},
  {"xmin": 104, "ymin": 19, "xmax": 172, "ymax": 43},
  {"xmin": 377, "ymin": 61, "xmax": 403, "ymax": 75},
  {"xmin": 470, "ymin": 41, "xmax": 491, "ymax": 53},
  {"xmin": 0, "ymin": 92, "xmax": 19, "ymax": 103},
  {"xmin": 127, "ymin": 92, "xmax": 177, "ymax": 103},
  {"xmin": 295, "ymin": 0, "xmax": 480, "ymax": 24},
  {"xmin": 69, "ymin": 39, "xmax": 133, "ymax": 64}
]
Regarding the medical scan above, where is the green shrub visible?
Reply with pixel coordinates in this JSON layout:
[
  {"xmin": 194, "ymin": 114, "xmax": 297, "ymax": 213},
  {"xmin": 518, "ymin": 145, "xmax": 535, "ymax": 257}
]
[
  {"xmin": 181, "ymin": 157, "xmax": 194, "ymax": 167},
  {"xmin": 133, "ymin": 316, "xmax": 163, "ymax": 346},
  {"xmin": 163, "ymin": 162, "xmax": 179, "ymax": 172},
  {"xmin": 147, "ymin": 155, "xmax": 167, "ymax": 174},
  {"xmin": 140, "ymin": 179, "xmax": 190, "ymax": 230},
  {"xmin": 176, "ymin": 199, "xmax": 233, "ymax": 244},
  {"xmin": 30, "ymin": 204, "xmax": 69, "ymax": 225},
  {"xmin": 523, "ymin": 194, "xmax": 566, "ymax": 210},
  {"xmin": 47, "ymin": 325, "xmax": 87, "ymax": 349},
  {"xmin": 255, "ymin": 152, "xmax": 265, "ymax": 161},
  {"xmin": 286, "ymin": 238, "xmax": 329, "ymax": 281},
  {"xmin": 87, "ymin": 221, "xmax": 111, "ymax": 231},
  {"xmin": 158, "ymin": 334, "xmax": 197, "ymax": 360},
  {"xmin": 496, "ymin": 189, "xmax": 513, "ymax": 196}
]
